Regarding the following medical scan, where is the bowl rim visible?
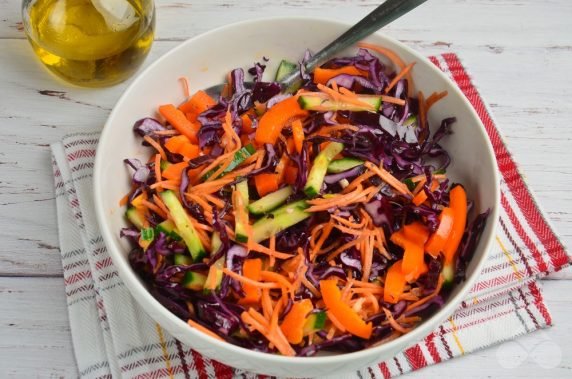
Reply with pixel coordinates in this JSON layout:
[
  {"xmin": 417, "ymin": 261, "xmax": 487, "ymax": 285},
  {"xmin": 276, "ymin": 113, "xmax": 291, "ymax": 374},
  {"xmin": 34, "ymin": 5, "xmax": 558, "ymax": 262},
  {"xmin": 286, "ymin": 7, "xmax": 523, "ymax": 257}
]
[{"xmin": 94, "ymin": 15, "xmax": 500, "ymax": 366}]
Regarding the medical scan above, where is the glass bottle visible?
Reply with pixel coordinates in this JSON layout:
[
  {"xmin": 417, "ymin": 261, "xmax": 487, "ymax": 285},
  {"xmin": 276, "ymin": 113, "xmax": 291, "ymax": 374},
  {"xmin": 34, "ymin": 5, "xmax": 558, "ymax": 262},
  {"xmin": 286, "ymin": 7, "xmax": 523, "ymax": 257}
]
[{"xmin": 22, "ymin": 0, "xmax": 155, "ymax": 87}]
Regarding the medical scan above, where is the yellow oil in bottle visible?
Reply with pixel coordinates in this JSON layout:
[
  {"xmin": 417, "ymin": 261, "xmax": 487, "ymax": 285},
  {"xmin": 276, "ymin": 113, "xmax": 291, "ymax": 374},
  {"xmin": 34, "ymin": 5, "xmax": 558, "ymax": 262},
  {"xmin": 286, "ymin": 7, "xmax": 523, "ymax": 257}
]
[{"xmin": 23, "ymin": 0, "xmax": 155, "ymax": 87}]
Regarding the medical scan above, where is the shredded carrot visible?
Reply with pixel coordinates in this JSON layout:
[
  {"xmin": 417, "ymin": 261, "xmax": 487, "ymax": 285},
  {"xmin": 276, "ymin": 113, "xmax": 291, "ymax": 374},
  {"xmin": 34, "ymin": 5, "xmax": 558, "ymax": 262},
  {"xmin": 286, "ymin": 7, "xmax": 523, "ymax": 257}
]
[
  {"xmin": 385, "ymin": 62, "xmax": 415, "ymax": 94},
  {"xmin": 149, "ymin": 180, "xmax": 180, "ymax": 191},
  {"xmin": 426, "ymin": 90, "xmax": 448, "ymax": 112},
  {"xmin": 342, "ymin": 171, "xmax": 375, "ymax": 194},
  {"xmin": 260, "ymin": 271, "xmax": 293, "ymax": 291},
  {"xmin": 418, "ymin": 90, "xmax": 427, "ymax": 130},
  {"xmin": 153, "ymin": 153, "xmax": 163, "ymax": 186},
  {"xmin": 222, "ymin": 268, "xmax": 281, "ymax": 289},
  {"xmin": 326, "ymin": 234, "xmax": 369, "ymax": 261},
  {"xmin": 179, "ymin": 76, "xmax": 190, "ymax": 98},
  {"xmin": 361, "ymin": 234, "xmax": 374, "ymax": 281},
  {"xmin": 380, "ymin": 95, "xmax": 406, "ymax": 106},
  {"xmin": 316, "ymin": 84, "xmax": 377, "ymax": 110},
  {"xmin": 382, "ymin": 307, "xmax": 411, "ymax": 334},
  {"xmin": 141, "ymin": 199, "xmax": 168, "ymax": 220},
  {"xmin": 364, "ymin": 161, "xmax": 412, "ymax": 197},
  {"xmin": 357, "ymin": 42, "xmax": 413, "ymax": 97},
  {"xmin": 409, "ymin": 173, "xmax": 447, "ymax": 183},
  {"xmin": 241, "ymin": 311, "xmax": 268, "ymax": 333},
  {"xmin": 261, "ymin": 288, "xmax": 274, "ymax": 320},
  {"xmin": 119, "ymin": 194, "xmax": 129, "ymax": 207},
  {"xmin": 187, "ymin": 319, "xmax": 224, "ymax": 341},
  {"xmin": 268, "ymin": 234, "xmax": 277, "ymax": 269},
  {"xmin": 144, "ymin": 136, "xmax": 168, "ymax": 161},
  {"xmin": 246, "ymin": 241, "xmax": 294, "ymax": 260},
  {"xmin": 405, "ymin": 274, "xmax": 445, "ymax": 312}
]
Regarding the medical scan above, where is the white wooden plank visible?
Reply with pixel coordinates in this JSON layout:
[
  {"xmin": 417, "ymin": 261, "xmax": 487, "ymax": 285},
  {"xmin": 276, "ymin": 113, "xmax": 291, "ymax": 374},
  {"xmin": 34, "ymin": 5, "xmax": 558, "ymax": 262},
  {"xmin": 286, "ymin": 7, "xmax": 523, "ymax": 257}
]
[
  {"xmin": 0, "ymin": 277, "xmax": 569, "ymax": 378},
  {"xmin": 0, "ymin": 277, "xmax": 77, "ymax": 378},
  {"xmin": 5, "ymin": 0, "xmax": 572, "ymax": 44}
]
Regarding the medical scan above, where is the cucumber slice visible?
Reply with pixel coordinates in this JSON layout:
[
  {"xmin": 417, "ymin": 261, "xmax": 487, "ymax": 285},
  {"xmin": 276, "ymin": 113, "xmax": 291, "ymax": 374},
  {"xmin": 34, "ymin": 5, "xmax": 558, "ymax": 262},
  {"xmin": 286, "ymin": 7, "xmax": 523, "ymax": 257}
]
[
  {"xmin": 211, "ymin": 232, "xmax": 222, "ymax": 253},
  {"xmin": 247, "ymin": 186, "xmax": 293, "ymax": 215},
  {"xmin": 160, "ymin": 159, "xmax": 171, "ymax": 171},
  {"xmin": 403, "ymin": 114, "xmax": 417, "ymax": 127},
  {"xmin": 182, "ymin": 271, "xmax": 207, "ymax": 291},
  {"xmin": 251, "ymin": 200, "xmax": 310, "ymax": 242},
  {"xmin": 140, "ymin": 227, "xmax": 154, "ymax": 241},
  {"xmin": 298, "ymin": 94, "xmax": 382, "ymax": 112},
  {"xmin": 174, "ymin": 254, "xmax": 193, "ymax": 266},
  {"xmin": 156, "ymin": 219, "xmax": 182, "ymax": 241},
  {"xmin": 303, "ymin": 311, "xmax": 327, "ymax": 335},
  {"xmin": 234, "ymin": 180, "xmax": 250, "ymax": 243},
  {"xmin": 304, "ymin": 142, "xmax": 345, "ymax": 197},
  {"xmin": 442, "ymin": 264, "xmax": 455, "ymax": 287},
  {"xmin": 275, "ymin": 60, "xmax": 297, "ymax": 82},
  {"xmin": 160, "ymin": 190, "xmax": 206, "ymax": 261},
  {"xmin": 327, "ymin": 158, "xmax": 364, "ymax": 174},
  {"xmin": 204, "ymin": 257, "xmax": 225, "ymax": 292},
  {"xmin": 125, "ymin": 207, "xmax": 146, "ymax": 230},
  {"xmin": 203, "ymin": 144, "xmax": 256, "ymax": 180}
]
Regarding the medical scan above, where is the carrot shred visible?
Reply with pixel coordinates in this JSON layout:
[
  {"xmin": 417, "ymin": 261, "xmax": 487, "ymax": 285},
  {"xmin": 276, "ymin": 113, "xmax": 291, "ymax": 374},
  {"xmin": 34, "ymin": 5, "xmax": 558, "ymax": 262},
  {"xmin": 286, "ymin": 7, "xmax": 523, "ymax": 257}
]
[
  {"xmin": 187, "ymin": 319, "xmax": 224, "ymax": 341},
  {"xmin": 144, "ymin": 135, "xmax": 168, "ymax": 161},
  {"xmin": 260, "ymin": 271, "xmax": 293, "ymax": 291},
  {"xmin": 382, "ymin": 307, "xmax": 411, "ymax": 334},
  {"xmin": 357, "ymin": 42, "xmax": 413, "ymax": 97},
  {"xmin": 153, "ymin": 154, "xmax": 162, "ymax": 186},
  {"xmin": 179, "ymin": 76, "xmax": 190, "ymax": 98},
  {"xmin": 152, "ymin": 194, "xmax": 170, "ymax": 218},
  {"xmin": 418, "ymin": 91, "xmax": 427, "ymax": 130},
  {"xmin": 380, "ymin": 95, "xmax": 407, "ymax": 106},
  {"xmin": 364, "ymin": 161, "xmax": 412, "ymax": 197},
  {"xmin": 119, "ymin": 194, "xmax": 129, "ymax": 207},
  {"xmin": 222, "ymin": 268, "xmax": 280, "ymax": 289},
  {"xmin": 140, "ymin": 199, "xmax": 168, "ymax": 219},
  {"xmin": 426, "ymin": 90, "xmax": 448, "ymax": 112},
  {"xmin": 385, "ymin": 62, "xmax": 415, "ymax": 94}
]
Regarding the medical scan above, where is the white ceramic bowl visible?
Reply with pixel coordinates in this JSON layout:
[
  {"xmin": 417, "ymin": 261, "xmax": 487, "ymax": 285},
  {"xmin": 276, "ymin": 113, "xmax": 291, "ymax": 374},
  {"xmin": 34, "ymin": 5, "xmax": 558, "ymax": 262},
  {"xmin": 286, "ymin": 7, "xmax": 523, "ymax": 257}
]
[{"xmin": 94, "ymin": 17, "xmax": 500, "ymax": 378}]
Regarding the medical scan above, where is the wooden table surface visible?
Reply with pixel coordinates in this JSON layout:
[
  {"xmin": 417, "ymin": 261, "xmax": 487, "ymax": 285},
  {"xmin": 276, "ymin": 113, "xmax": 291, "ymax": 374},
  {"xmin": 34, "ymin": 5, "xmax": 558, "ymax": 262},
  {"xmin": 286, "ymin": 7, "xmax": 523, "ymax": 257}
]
[{"xmin": 1, "ymin": 0, "xmax": 570, "ymax": 378}]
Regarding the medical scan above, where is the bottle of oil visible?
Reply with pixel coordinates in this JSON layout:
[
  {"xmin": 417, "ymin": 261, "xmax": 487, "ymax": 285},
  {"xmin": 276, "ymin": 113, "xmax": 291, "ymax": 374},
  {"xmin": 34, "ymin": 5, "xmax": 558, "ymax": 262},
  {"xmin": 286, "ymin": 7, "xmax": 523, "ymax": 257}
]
[{"xmin": 22, "ymin": 0, "xmax": 155, "ymax": 87}]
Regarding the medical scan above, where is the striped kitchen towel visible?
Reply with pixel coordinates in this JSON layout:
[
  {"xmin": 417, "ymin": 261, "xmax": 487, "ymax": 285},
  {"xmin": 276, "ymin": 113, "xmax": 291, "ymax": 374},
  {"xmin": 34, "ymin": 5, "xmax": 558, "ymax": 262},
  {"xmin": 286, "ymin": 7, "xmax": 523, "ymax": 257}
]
[{"xmin": 51, "ymin": 53, "xmax": 570, "ymax": 378}]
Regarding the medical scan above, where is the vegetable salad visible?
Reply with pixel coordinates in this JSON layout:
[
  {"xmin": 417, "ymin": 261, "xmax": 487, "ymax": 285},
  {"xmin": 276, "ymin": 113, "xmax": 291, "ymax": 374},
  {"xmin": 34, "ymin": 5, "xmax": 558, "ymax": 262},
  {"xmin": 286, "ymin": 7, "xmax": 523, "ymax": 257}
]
[{"xmin": 120, "ymin": 43, "xmax": 490, "ymax": 356}]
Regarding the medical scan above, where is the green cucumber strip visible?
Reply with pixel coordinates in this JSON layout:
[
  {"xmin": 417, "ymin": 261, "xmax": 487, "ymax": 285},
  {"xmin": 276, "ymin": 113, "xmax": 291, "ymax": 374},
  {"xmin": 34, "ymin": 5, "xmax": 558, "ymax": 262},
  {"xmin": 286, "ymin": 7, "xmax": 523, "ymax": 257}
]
[
  {"xmin": 275, "ymin": 60, "xmax": 297, "ymax": 82},
  {"xmin": 304, "ymin": 142, "xmax": 345, "ymax": 197},
  {"xmin": 234, "ymin": 180, "xmax": 250, "ymax": 243},
  {"xmin": 303, "ymin": 311, "xmax": 327, "ymax": 335},
  {"xmin": 160, "ymin": 159, "xmax": 171, "ymax": 171},
  {"xmin": 141, "ymin": 227, "xmax": 155, "ymax": 241},
  {"xmin": 204, "ymin": 257, "xmax": 225, "ymax": 292},
  {"xmin": 125, "ymin": 207, "xmax": 146, "ymax": 230},
  {"xmin": 251, "ymin": 200, "xmax": 310, "ymax": 242},
  {"xmin": 182, "ymin": 271, "xmax": 207, "ymax": 291},
  {"xmin": 403, "ymin": 115, "xmax": 417, "ymax": 127},
  {"xmin": 247, "ymin": 186, "xmax": 293, "ymax": 215},
  {"xmin": 327, "ymin": 158, "xmax": 364, "ymax": 174},
  {"xmin": 160, "ymin": 190, "xmax": 205, "ymax": 261},
  {"xmin": 174, "ymin": 254, "xmax": 193, "ymax": 266},
  {"xmin": 298, "ymin": 94, "xmax": 382, "ymax": 112}
]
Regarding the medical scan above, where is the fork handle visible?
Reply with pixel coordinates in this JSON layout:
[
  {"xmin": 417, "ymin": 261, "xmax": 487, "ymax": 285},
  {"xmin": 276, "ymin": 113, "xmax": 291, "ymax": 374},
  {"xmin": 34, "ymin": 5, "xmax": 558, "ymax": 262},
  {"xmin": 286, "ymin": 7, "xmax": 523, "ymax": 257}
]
[{"xmin": 280, "ymin": 0, "xmax": 428, "ymax": 90}]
